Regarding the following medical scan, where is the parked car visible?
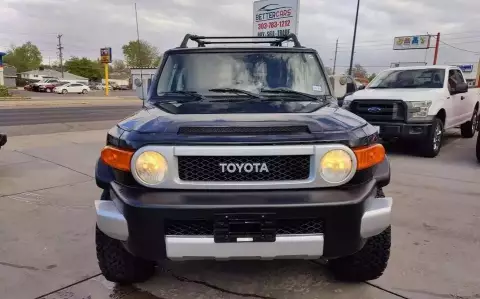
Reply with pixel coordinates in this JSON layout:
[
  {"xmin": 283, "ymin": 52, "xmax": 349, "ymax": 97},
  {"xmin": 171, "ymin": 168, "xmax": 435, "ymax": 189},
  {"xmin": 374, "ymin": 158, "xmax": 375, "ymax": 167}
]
[
  {"xmin": 97, "ymin": 83, "xmax": 113, "ymax": 91},
  {"xmin": 39, "ymin": 81, "xmax": 67, "ymax": 93},
  {"xmin": 94, "ymin": 33, "xmax": 393, "ymax": 284},
  {"xmin": 54, "ymin": 83, "xmax": 90, "ymax": 94},
  {"xmin": 0, "ymin": 133, "xmax": 6, "ymax": 149},
  {"xmin": 32, "ymin": 78, "xmax": 61, "ymax": 92},
  {"xmin": 343, "ymin": 65, "xmax": 480, "ymax": 157}
]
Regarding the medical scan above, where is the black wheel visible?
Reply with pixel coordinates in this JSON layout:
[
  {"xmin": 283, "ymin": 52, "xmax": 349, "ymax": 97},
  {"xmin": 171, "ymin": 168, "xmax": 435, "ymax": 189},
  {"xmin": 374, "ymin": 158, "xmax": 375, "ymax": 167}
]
[
  {"xmin": 82, "ymin": 89, "xmax": 88, "ymax": 94},
  {"xmin": 460, "ymin": 106, "xmax": 478, "ymax": 138},
  {"xmin": 62, "ymin": 89, "xmax": 68, "ymax": 94},
  {"xmin": 419, "ymin": 117, "xmax": 443, "ymax": 158},
  {"xmin": 96, "ymin": 226, "xmax": 155, "ymax": 284},
  {"xmin": 476, "ymin": 133, "xmax": 480, "ymax": 163},
  {"xmin": 328, "ymin": 188, "xmax": 390, "ymax": 282}
]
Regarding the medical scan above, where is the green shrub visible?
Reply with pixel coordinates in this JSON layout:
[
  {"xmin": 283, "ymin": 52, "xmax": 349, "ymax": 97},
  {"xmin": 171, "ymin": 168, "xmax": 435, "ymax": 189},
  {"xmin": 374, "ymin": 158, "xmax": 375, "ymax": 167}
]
[{"xmin": 0, "ymin": 85, "xmax": 11, "ymax": 97}]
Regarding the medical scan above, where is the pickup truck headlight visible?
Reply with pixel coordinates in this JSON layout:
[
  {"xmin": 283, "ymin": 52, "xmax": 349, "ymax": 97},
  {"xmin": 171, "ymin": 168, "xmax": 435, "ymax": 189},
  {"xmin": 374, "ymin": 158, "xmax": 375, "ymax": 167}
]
[
  {"xmin": 407, "ymin": 100, "xmax": 432, "ymax": 118},
  {"xmin": 133, "ymin": 151, "xmax": 168, "ymax": 185},
  {"xmin": 342, "ymin": 96, "xmax": 353, "ymax": 109},
  {"xmin": 319, "ymin": 149, "xmax": 354, "ymax": 183}
]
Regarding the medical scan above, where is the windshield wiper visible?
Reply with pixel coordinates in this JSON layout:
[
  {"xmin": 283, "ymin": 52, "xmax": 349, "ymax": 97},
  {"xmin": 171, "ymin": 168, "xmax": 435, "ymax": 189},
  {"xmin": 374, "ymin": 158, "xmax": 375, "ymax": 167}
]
[
  {"xmin": 209, "ymin": 88, "xmax": 265, "ymax": 99},
  {"xmin": 156, "ymin": 91, "xmax": 209, "ymax": 103},
  {"xmin": 260, "ymin": 88, "xmax": 322, "ymax": 101}
]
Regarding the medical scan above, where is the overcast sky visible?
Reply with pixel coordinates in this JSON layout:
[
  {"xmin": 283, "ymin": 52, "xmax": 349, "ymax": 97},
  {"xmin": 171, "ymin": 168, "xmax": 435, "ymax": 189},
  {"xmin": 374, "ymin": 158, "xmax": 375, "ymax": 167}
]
[{"xmin": 1, "ymin": 0, "xmax": 480, "ymax": 74}]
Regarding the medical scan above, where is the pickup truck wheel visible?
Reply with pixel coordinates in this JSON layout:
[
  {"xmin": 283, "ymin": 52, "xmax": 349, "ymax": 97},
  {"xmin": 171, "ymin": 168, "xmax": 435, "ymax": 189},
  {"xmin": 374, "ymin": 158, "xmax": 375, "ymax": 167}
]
[
  {"xmin": 96, "ymin": 226, "xmax": 155, "ymax": 284},
  {"xmin": 420, "ymin": 117, "xmax": 443, "ymax": 158},
  {"xmin": 328, "ymin": 188, "xmax": 390, "ymax": 282},
  {"xmin": 460, "ymin": 107, "xmax": 478, "ymax": 138}
]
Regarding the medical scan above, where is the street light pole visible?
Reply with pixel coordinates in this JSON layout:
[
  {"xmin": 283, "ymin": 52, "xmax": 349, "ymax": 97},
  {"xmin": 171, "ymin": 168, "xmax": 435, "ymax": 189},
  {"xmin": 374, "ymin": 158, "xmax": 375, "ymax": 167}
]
[{"xmin": 348, "ymin": 0, "xmax": 360, "ymax": 76}]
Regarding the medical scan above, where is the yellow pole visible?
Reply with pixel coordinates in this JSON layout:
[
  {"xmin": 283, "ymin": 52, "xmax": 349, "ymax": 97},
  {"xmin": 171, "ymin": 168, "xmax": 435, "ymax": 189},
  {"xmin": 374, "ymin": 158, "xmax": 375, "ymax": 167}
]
[{"xmin": 104, "ymin": 63, "xmax": 109, "ymax": 96}]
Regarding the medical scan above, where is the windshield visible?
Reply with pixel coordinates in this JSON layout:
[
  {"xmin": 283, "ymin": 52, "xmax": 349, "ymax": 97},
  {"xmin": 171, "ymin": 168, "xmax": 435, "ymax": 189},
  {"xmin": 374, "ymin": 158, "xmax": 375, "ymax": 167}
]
[
  {"xmin": 368, "ymin": 68, "xmax": 446, "ymax": 89},
  {"xmin": 156, "ymin": 52, "xmax": 330, "ymax": 97}
]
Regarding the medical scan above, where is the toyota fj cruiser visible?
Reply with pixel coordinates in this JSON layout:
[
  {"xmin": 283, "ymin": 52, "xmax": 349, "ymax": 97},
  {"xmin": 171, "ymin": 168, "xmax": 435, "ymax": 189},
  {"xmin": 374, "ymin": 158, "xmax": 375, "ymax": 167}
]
[{"xmin": 94, "ymin": 34, "xmax": 393, "ymax": 284}]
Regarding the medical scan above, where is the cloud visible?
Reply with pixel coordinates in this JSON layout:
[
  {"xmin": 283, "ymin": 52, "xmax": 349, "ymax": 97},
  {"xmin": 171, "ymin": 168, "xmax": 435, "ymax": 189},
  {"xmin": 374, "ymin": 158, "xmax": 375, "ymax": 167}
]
[{"xmin": 1, "ymin": 0, "xmax": 479, "ymax": 73}]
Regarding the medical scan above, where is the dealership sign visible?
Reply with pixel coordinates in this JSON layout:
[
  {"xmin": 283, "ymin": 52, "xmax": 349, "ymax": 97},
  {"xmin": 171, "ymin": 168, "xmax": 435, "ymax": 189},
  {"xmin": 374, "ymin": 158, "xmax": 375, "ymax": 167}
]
[
  {"xmin": 457, "ymin": 64, "xmax": 474, "ymax": 73},
  {"xmin": 253, "ymin": 0, "xmax": 300, "ymax": 37},
  {"xmin": 393, "ymin": 35, "xmax": 431, "ymax": 50}
]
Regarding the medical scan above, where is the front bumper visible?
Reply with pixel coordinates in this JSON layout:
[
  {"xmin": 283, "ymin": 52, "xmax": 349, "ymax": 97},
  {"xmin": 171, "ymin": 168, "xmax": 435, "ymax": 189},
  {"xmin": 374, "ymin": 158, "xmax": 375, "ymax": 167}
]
[
  {"xmin": 370, "ymin": 121, "xmax": 433, "ymax": 139},
  {"xmin": 95, "ymin": 160, "xmax": 392, "ymax": 261},
  {"xmin": 0, "ymin": 134, "xmax": 7, "ymax": 147}
]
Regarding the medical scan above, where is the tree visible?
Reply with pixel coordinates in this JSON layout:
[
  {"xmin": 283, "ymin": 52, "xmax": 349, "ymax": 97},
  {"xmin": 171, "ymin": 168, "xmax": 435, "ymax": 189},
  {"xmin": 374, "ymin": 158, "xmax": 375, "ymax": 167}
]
[
  {"xmin": 65, "ymin": 57, "xmax": 103, "ymax": 80},
  {"xmin": 3, "ymin": 42, "xmax": 42, "ymax": 73},
  {"xmin": 112, "ymin": 59, "xmax": 127, "ymax": 72},
  {"xmin": 122, "ymin": 40, "xmax": 159, "ymax": 68},
  {"xmin": 368, "ymin": 73, "xmax": 377, "ymax": 81},
  {"xmin": 351, "ymin": 64, "xmax": 367, "ymax": 78}
]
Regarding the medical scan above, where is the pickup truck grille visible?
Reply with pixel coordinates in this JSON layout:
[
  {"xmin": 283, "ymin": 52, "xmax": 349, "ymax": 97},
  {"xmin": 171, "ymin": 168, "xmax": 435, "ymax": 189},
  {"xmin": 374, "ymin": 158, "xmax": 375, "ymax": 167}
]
[
  {"xmin": 350, "ymin": 100, "xmax": 406, "ymax": 122},
  {"xmin": 178, "ymin": 155, "xmax": 310, "ymax": 182}
]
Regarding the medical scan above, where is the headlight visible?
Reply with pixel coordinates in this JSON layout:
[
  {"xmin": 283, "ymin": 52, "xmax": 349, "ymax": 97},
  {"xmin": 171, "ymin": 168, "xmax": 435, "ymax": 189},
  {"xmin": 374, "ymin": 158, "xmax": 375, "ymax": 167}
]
[
  {"xmin": 133, "ymin": 151, "xmax": 168, "ymax": 185},
  {"xmin": 342, "ymin": 96, "xmax": 353, "ymax": 109},
  {"xmin": 407, "ymin": 100, "xmax": 432, "ymax": 118},
  {"xmin": 319, "ymin": 149, "xmax": 354, "ymax": 183}
]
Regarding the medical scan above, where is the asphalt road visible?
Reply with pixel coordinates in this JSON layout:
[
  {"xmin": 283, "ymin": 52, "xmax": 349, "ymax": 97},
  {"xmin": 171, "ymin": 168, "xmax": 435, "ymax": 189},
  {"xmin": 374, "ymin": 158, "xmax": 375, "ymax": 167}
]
[
  {"xmin": 11, "ymin": 89, "xmax": 137, "ymax": 98},
  {"xmin": 0, "ymin": 105, "xmax": 141, "ymax": 126}
]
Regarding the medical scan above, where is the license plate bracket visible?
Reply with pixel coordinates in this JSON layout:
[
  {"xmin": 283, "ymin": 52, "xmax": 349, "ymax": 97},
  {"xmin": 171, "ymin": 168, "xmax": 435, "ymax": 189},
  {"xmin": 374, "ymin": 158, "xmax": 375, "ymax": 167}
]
[{"xmin": 214, "ymin": 213, "xmax": 276, "ymax": 243}]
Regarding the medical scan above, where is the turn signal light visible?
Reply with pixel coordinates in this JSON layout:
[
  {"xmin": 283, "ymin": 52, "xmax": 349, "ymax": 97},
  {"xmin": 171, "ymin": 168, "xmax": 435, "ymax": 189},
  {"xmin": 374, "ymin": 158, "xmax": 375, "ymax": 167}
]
[
  {"xmin": 101, "ymin": 146, "xmax": 134, "ymax": 172},
  {"xmin": 353, "ymin": 144, "xmax": 386, "ymax": 170}
]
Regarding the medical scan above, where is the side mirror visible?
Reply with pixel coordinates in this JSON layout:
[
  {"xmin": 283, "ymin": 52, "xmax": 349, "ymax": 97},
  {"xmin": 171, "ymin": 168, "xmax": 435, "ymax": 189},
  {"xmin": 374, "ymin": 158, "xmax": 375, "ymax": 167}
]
[
  {"xmin": 134, "ymin": 78, "xmax": 143, "ymax": 88},
  {"xmin": 346, "ymin": 82, "xmax": 356, "ymax": 94},
  {"xmin": 455, "ymin": 82, "xmax": 468, "ymax": 94},
  {"xmin": 358, "ymin": 85, "xmax": 366, "ymax": 90}
]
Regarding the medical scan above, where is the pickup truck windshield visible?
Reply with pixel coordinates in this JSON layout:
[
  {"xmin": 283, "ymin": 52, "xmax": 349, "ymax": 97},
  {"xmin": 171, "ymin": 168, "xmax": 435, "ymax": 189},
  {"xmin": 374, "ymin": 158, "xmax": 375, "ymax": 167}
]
[
  {"xmin": 368, "ymin": 68, "xmax": 445, "ymax": 89},
  {"xmin": 156, "ymin": 52, "xmax": 330, "ymax": 98}
]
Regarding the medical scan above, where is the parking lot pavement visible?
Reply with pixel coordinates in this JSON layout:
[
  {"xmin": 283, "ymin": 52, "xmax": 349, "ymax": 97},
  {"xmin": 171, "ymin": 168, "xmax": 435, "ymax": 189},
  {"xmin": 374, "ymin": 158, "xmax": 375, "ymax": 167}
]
[{"xmin": 1, "ymin": 130, "xmax": 479, "ymax": 299}]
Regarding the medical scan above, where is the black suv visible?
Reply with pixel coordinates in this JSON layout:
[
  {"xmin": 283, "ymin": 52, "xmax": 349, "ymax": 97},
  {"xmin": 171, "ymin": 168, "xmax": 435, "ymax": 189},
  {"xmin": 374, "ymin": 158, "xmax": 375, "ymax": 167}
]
[{"xmin": 94, "ymin": 34, "xmax": 393, "ymax": 284}]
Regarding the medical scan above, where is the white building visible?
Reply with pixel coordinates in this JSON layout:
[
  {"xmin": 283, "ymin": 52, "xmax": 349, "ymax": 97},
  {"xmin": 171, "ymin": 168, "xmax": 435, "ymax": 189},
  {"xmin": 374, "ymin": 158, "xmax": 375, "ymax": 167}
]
[
  {"xmin": 20, "ymin": 69, "xmax": 88, "ymax": 84},
  {"xmin": 131, "ymin": 68, "xmax": 157, "ymax": 99}
]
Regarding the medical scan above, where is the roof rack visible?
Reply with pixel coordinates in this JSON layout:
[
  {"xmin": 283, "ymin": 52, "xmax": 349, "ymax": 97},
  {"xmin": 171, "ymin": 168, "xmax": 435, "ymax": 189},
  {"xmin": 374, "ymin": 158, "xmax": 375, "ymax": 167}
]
[{"xmin": 179, "ymin": 34, "xmax": 302, "ymax": 48}]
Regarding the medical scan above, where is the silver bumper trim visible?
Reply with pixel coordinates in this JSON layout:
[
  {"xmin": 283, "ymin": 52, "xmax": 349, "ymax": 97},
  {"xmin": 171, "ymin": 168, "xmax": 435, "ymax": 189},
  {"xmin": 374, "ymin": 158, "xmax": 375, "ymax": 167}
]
[
  {"xmin": 95, "ymin": 200, "xmax": 129, "ymax": 241},
  {"xmin": 165, "ymin": 235, "xmax": 324, "ymax": 260},
  {"xmin": 360, "ymin": 197, "xmax": 393, "ymax": 238}
]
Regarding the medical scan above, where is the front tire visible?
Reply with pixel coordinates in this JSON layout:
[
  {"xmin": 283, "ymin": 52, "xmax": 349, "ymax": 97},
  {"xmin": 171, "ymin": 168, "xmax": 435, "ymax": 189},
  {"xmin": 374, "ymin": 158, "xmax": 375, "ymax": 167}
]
[
  {"xmin": 476, "ymin": 133, "xmax": 480, "ymax": 163},
  {"xmin": 328, "ymin": 188, "xmax": 391, "ymax": 282},
  {"xmin": 460, "ymin": 106, "xmax": 478, "ymax": 138},
  {"xmin": 82, "ymin": 89, "xmax": 88, "ymax": 94},
  {"xmin": 419, "ymin": 117, "xmax": 443, "ymax": 158},
  {"xmin": 62, "ymin": 89, "xmax": 68, "ymax": 94},
  {"xmin": 96, "ymin": 226, "xmax": 155, "ymax": 284}
]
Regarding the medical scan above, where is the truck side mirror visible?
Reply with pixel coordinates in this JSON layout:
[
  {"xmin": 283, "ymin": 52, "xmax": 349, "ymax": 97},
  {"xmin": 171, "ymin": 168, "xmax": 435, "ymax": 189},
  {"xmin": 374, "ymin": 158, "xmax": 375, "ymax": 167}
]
[
  {"xmin": 358, "ymin": 85, "xmax": 366, "ymax": 90},
  {"xmin": 134, "ymin": 78, "xmax": 147, "ymax": 100},
  {"xmin": 346, "ymin": 82, "xmax": 356, "ymax": 95},
  {"xmin": 455, "ymin": 82, "xmax": 468, "ymax": 94}
]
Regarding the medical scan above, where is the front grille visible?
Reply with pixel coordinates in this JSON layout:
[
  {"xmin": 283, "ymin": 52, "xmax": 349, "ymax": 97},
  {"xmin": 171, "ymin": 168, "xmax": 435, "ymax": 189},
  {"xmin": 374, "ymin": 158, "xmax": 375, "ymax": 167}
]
[
  {"xmin": 350, "ymin": 100, "xmax": 406, "ymax": 122},
  {"xmin": 165, "ymin": 218, "xmax": 324, "ymax": 236},
  {"xmin": 178, "ymin": 156, "xmax": 310, "ymax": 181},
  {"xmin": 178, "ymin": 126, "xmax": 310, "ymax": 135}
]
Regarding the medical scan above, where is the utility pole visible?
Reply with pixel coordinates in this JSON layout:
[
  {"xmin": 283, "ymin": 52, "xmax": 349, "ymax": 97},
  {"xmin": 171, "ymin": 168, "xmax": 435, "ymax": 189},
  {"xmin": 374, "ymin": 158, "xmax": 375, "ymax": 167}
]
[
  {"xmin": 135, "ymin": 2, "xmax": 145, "ymax": 105},
  {"xmin": 348, "ymin": 0, "xmax": 360, "ymax": 75},
  {"xmin": 333, "ymin": 38, "xmax": 339, "ymax": 75},
  {"xmin": 433, "ymin": 32, "xmax": 440, "ymax": 65},
  {"xmin": 57, "ymin": 34, "xmax": 64, "ymax": 78}
]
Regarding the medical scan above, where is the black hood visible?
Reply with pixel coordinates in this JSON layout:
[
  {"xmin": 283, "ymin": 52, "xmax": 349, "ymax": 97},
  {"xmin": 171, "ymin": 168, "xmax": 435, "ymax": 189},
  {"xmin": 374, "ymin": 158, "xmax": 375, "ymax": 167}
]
[{"xmin": 110, "ymin": 101, "xmax": 378, "ymax": 149}]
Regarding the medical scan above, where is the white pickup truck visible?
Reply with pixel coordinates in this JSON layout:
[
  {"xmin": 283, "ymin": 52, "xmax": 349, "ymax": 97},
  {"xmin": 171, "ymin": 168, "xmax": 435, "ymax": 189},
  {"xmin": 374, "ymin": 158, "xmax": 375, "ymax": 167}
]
[{"xmin": 343, "ymin": 65, "xmax": 479, "ymax": 157}]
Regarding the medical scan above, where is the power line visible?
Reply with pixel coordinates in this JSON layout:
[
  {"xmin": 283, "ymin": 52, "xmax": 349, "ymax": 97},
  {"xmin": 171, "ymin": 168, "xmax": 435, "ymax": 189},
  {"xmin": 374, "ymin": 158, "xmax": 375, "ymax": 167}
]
[{"xmin": 435, "ymin": 38, "xmax": 480, "ymax": 54}]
